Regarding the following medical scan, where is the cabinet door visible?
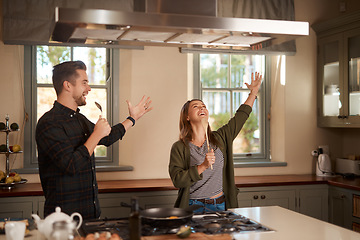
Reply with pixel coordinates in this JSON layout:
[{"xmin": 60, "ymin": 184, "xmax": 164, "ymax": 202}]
[
  {"xmin": 345, "ymin": 28, "xmax": 360, "ymax": 122},
  {"xmin": 98, "ymin": 193, "xmax": 132, "ymax": 219},
  {"xmin": 98, "ymin": 191, "xmax": 178, "ymax": 219},
  {"xmin": 238, "ymin": 190, "xmax": 296, "ymax": 211},
  {"xmin": 298, "ymin": 187, "xmax": 328, "ymax": 221},
  {"xmin": 0, "ymin": 197, "xmax": 34, "ymax": 219},
  {"xmin": 37, "ymin": 197, "xmax": 45, "ymax": 218},
  {"xmin": 138, "ymin": 192, "xmax": 178, "ymax": 209},
  {"xmin": 317, "ymin": 33, "xmax": 345, "ymax": 127},
  {"xmin": 329, "ymin": 187, "xmax": 352, "ymax": 229}
]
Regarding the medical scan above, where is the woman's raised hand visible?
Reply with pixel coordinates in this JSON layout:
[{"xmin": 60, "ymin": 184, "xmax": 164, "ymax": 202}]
[{"xmin": 245, "ymin": 72, "xmax": 262, "ymax": 96}]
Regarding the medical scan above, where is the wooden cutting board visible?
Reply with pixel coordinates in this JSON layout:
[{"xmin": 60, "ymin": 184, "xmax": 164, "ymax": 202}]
[{"xmin": 141, "ymin": 233, "xmax": 232, "ymax": 240}]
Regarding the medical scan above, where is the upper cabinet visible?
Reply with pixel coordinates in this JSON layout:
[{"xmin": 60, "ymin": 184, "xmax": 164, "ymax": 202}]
[{"xmin": 313, "ymin": 11, "xmax": 360, "ymax": 127}]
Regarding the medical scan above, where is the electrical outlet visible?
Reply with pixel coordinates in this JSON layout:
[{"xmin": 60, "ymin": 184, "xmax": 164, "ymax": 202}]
[{"xmin": 311, "ymin": 150, "xmax": 319, "ymax": 157}]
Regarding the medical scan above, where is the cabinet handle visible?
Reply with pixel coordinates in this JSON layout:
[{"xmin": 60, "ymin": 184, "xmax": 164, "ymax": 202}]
[
  {"xmin": 261, "ymin": 195, "xmax": 266, "ymax": 199},
  {"xmin": 253, "ymin": 195, "xmax": 259, "ymax": 200},
  {"xmin": 340, "ymin": 194, "xmax": 346, "ymax": 199}
]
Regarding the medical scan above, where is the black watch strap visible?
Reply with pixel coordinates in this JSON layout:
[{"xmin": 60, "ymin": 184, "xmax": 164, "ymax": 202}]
[{"xmin": 127, "ymin": 116, "xmax": 135, "ymax": 126}]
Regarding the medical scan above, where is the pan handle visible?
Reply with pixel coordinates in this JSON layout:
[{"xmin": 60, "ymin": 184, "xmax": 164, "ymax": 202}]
[
  {"xmin": 185, "ymin": 204, "xmax": 202, "ymax": 212},
  {"xmin": 120, "ymin": 201, "xmax": 144, "ymax": 210}
]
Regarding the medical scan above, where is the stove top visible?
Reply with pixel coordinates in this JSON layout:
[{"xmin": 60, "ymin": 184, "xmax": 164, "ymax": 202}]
[{"xmin": 80, "ymin": 211, "xmax": 273, "ymax": 239}]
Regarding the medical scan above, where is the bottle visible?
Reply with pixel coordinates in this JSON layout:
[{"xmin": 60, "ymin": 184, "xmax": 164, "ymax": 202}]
[
  {"xmin": 129, "ymin": 197, "xmax": 141, "ymax": 240},
  {"xmin": 49, "ymin": 221, "xmax": 76, "ymax": 240}
]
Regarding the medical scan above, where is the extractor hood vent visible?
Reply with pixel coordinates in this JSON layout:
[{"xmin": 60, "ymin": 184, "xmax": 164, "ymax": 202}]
[{"xmin": 50, "ymin": 0, "xmax": 309, "ymax": 53}]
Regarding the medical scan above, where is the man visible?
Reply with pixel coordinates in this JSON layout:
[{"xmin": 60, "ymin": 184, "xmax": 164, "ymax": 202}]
[{"xmin": 36, "ymin": 61, "xmax": 152, "ymax": 219}]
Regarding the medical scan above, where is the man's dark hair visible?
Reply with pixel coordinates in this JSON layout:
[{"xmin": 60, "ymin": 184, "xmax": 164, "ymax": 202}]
[{"xmin": 52, "ymin": 61, "xmax": 87, "ymax": 95}]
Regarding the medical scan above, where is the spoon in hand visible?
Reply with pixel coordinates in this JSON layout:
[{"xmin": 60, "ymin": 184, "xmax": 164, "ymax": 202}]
[
  {"xmin": 201, "ymin": 118, "xmax": 213, "ymax": 170},
  {"xmin": 95, "ymin": 102, "xmax": 102, "ymax": 118}
]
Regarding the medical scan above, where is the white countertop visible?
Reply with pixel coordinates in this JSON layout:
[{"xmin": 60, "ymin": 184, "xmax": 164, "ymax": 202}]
[
  {"xmin": 2, "ymin": 206, "xmax": 360, "ymax": 240},
  {"xmin": 231, "ymin": 206, "xmax": 360, "ymax": 240}
]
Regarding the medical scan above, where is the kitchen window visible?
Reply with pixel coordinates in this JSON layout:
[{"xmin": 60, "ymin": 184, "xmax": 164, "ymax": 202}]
[
  {"xmin": 194, "ymin": 54, "xmax": 271, "ymax": 164},
  {"xmin": 22, "ymin": 46, "xmax": 120, "ymax": 172}
]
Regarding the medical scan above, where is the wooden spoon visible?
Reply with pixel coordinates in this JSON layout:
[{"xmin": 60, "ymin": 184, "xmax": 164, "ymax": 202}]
[
  {"xmin": 95, "ymin": 101, "xmax": 102, "ymax": 118},
  {"xmin": 201, "ymin": 118, "xmax": 213, "ymax": 170}
]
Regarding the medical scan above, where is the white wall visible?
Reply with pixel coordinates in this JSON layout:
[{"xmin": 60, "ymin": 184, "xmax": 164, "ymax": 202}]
[{"xmin": 1, "ymin": 0, "xmax": 360, "ymax": 183}]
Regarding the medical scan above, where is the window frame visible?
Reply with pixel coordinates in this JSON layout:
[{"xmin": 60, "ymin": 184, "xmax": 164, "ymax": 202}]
[
  {"xmin": 193, "ymin": 53, "xmax": 272, "ymax": 166},
  {"xmin": 21, "ymin": 46, "xmax": 126, "ymax": 173}
]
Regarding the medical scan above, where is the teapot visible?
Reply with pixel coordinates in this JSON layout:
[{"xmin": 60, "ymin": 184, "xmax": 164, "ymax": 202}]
[{"xmin": 32, "ymin": 207, "xmax": 82, "ymax": 239}]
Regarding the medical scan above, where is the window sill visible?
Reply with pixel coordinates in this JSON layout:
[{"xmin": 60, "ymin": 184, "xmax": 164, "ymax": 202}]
[
  {"xmin": 234, "ymin": 161, "xmax": 287, "ymax": 168},
  {"xmin": 96, "ymin": 165, "xmax": 134, "ymax": 172}
]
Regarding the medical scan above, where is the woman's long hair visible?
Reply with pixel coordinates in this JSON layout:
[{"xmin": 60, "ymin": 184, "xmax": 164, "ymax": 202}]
[{"xmin": 179, "ymin": 99, "xmax": 220, "ymax": 147}]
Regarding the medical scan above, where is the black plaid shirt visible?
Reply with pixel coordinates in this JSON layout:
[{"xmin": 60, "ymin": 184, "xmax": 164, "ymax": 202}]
[{"xmin": 36, "ymin": 101, "xmax": 126, "ymax": 219}]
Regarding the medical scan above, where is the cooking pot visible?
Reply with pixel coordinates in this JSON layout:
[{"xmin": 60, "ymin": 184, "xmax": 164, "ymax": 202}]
[{"xmin": 121, "ymin": 202, "xmax": 200, "ymax": 228}]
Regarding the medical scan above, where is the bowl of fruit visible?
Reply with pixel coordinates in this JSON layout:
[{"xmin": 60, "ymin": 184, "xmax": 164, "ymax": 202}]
[{"xmin": 0, "ymin": 171, "xmax": 27, "ymax": 189}]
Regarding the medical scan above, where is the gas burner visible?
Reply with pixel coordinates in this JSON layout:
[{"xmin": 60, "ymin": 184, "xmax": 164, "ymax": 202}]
[{"xmin": 80, "ymin": 211, "xmax": 273, "ymax": 239}]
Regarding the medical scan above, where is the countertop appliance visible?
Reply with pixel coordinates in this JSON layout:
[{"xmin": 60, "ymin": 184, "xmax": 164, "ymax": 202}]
[
  {"xmin": 79, "ymin": 211, "xmax": 273, "ymax": 239},
  {"xmin": 336, "ymin": 158, "xmax": 360, "ymax": 176},
  {"xmin": 316, "ymin": 153, "xmax": 332, "ymax": 176}
]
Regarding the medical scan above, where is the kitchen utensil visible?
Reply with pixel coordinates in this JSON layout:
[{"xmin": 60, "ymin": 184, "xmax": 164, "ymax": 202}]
[
  {"xmin": 120, "ymin": 203, "xmax": 201, "ymax": 228},
  {"xmin": 95, "ymin": 102, "xmax": 102, "ymax": 118},
  {"xmin": 32, "ymin": 207, "xmax": 82, "ymax": 240},
  {"xmin": 201, "ymin": 118, "xmax": 212, "ymax": 170}
]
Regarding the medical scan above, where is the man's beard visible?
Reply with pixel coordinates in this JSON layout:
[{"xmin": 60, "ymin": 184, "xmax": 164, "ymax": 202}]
[{"xmin": 74, "ymin": 94, "xmax": 86, "ymax": 106}]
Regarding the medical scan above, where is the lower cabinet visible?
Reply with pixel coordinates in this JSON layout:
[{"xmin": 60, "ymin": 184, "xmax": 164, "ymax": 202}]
[
  {"xmin": 238, "ymin": 185, "xmax": 328, "ymax": 221},
  {"xmin": 0, "ymin": 185, "xmax": 330, "ymax": 222},
  {"xmin": 329, "ymin": 186, "xmax": 360, "ymax": 232},
  {"xmin": 98, "ymin": 190, "xmax": 178, "ymax": 219},
  {"xmin": 0, "ymin": 196, "xmax": 45, "ymax": 219},
  {"xmin": 298, "ymin": 185, "xmax": 328, "ymax": 221},
  {"xmin": 237, "ymin": 187, "xmax": 296, "ymax": 211},
  {"xmin": 0, "ymin": 191, "xmax": 178, "ymax": 220}
]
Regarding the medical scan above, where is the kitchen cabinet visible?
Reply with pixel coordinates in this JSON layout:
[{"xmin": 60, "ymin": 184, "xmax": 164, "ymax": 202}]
[
  {"xmin": 98, "ymin": 190, "xmax": 178, "ymax": 219},
  {"xmin": 313, "ymin": 11, "xmax": 360, "ymax": 127},
  {"xmin": 0, "ymin": 191, "xmax": 178, "ymax": 220},
  {"xmin": 0, "ymin": 196, "xmax": 44, "ymax": 219},
  {"xmin": 329, "ymin": 186, "xmax": 353, "ymax": 229},
  {"xmin": 297, "ymin": 185, "xmax": 328, "ymax": 221},
  {"xmin": 238, "ymin": 185, "xmax": 328, "ymax": 221},
  {"xmin": 238, "ymin": 186, "xmax": 296, "ymax": 210},
  {"xmin": 0, "ymin": 185, "xmax": 329, "ymax": 221},
  {"xmin": 329, "ymin": 186, "xmax": 360, "ymax": 232}
]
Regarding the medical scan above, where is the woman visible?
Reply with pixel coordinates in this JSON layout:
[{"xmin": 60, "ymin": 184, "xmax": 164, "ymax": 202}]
[{"xmin": 169, "ymin": 72, "xmax": 262, "ymax": 213}]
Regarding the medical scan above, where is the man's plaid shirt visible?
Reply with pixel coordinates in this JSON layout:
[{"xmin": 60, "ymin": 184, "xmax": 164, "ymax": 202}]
[{"xmin": 36, "ymin": 101, "xmax": 126, "ymax": 219}]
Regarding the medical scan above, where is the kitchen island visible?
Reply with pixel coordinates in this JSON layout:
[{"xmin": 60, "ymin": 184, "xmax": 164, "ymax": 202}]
[
  {"xmin": 232, "ymin": 206, "xmax": 360, "ymax": 240},
  {"xmin": 1, "ymin": 206, "xmax": 359, "ymax": 240}
]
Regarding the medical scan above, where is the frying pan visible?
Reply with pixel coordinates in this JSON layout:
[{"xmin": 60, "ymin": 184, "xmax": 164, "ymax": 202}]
[{"xmin": 121, "ymin": 202, "xmax": 201, "ymax": 228}]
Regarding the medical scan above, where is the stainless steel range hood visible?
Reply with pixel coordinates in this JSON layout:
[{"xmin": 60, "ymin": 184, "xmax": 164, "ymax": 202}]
[{"xmin": 50, "ymin": 0, "xmax": 309, "ymax": 52}]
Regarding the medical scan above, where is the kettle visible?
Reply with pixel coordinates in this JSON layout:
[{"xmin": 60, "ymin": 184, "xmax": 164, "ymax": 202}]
[
  {"xmin": 32, "ymin": 207, "xmax": 82, "ymax": 239},
  {"xmin": 316, "ymin": 153, "xmax": 332, "ymax": 176}
]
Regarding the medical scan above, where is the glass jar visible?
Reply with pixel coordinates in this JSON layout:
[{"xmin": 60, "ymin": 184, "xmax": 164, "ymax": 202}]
[{"xmin": 49, "ymin": 220, "xmax": 76, "ymax": 240}]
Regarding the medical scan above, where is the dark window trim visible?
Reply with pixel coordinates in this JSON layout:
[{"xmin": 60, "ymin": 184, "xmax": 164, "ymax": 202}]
[
  {"xmin": 193, "ymin": 53, "xmax": 275, "ymax": 166},
  {"xmin": 18, "ymin": 46, "xmax": 131, "ymax": 174}
]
